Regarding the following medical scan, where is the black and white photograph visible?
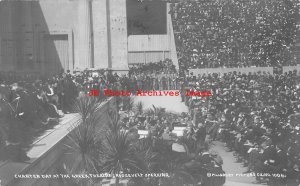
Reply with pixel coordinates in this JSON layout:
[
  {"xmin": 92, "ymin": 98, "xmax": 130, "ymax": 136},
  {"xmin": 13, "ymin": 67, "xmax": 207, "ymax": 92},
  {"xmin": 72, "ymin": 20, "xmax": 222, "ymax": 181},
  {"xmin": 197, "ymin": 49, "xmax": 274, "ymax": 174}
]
[{"xmin": 0, "ymin": 0, "xmax": 299, "ymax": 185}]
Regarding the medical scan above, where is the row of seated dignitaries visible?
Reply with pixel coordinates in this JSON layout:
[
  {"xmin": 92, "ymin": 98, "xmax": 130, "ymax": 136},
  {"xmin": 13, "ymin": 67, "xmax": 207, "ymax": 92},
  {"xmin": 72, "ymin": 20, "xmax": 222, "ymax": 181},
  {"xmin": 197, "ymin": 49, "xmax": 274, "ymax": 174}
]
[{"xmin": 0, "ymin": 71, "xmax": 79, "ymax": 161}]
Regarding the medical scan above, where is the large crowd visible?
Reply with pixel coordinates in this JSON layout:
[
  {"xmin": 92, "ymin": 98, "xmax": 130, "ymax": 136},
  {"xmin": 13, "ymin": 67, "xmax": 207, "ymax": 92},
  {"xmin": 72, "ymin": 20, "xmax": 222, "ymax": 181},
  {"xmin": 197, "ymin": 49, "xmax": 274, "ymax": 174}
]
[
  {"xmin": 126, "ymin": 59, "xmax": 179, "ymax": 91},
  {"xmin": 129, "ymin": 59, "xmax": 176, "ymax": 75},
  {"xmin": 0, "ymin": 71, "xmax": 80, "ymax": 161},
  {"xmin": 1, "ymin": 1, "xmax": 300, "ymax": 185},
  {"xmin": 170, "ymin": 0, "xmax": 300, "ymax": 71},
  {"xmin": 119, "ymin": 97, "xmax": 226, "ymax": 186},
  {"xmin": 1, "ymin": 66, "xmax": 300, "ymax": 185},
  {"xmin": 183, "ymin": 70, "xmax": 300, "ymax": 185},
  {"xmin": 0, "ymin": 66, "xmax": 180, "ymax": 162}
]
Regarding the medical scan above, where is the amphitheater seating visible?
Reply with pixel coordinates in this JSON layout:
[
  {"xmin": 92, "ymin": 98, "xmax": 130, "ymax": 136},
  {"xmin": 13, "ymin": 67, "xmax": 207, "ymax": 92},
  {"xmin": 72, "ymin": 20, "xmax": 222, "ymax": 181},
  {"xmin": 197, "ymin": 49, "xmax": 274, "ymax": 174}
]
[{"xmin": 170, "ymin": 0, "xmax": 300, "ymax": 70}]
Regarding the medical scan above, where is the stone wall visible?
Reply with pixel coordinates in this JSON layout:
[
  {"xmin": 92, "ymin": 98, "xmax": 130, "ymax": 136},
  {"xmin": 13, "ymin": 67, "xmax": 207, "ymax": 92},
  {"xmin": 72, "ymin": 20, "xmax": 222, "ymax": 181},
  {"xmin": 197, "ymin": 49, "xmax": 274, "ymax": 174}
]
[
  {"xmin": 0, "ymin": 0, "xmax": 128, "ymax": 76},
  {"xmin": 127, "ymin": 3, "xmax": 179, "ymax": 69},
  {"xmin": 189, "ymin": 67, "xmax": 274, "ymax": 76}
]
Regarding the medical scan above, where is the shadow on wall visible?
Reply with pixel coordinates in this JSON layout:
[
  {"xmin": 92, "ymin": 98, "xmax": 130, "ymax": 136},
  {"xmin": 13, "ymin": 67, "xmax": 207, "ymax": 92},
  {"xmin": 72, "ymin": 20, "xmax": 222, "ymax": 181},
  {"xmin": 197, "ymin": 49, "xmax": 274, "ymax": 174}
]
[
  {"xmin": 0, "ymin": 1, "xmax": 69, "ymax": 78},
  {"xmin": 126, "ymin": 0, "xmax": 167, "ymax": 35}
]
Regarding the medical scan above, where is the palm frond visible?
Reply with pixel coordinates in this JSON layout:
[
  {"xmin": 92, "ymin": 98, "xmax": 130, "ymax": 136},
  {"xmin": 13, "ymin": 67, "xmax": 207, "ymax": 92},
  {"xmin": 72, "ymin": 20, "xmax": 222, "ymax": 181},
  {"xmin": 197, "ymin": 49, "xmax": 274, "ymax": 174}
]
[
  {"xmin": 154, "ymin": 107, "xmax": 166, "ymax": 119},
  {"xmin": 106, "ymin": 109, "xmax": 122, "ymax": 133},
  {"xmin": 65, "ymin": 111, "xmax": 102, "ymax": 175},
  {"xmin": 134, "ymin": 101, "xmax": 144, "ymax": 116},
  {"xmin": 144, "ymin": 108, "xmax": 155, "ymax": 116},
  {"xmin": 150, "ymin": 105, "xmax": 166, "ymax": 119},
  {"xmin": 162, "ymin": 160, "xmax": 196, "ymax": 185},
  {"xmin": 73, "ymin": 96, "xmax": 103, "ymax": 122},
  {"xmin": 152, "ymin": 104, "xmax": 156, "ymax": 111},
  {"xmin": 100, "ymin": 130, "xmax": 143, "ymax": 174},
  {"xmin": 122, "ymin": 96, "xmax": 135, "ymax": 112},
  {"xmin": 134, "ymin": 140, "xmax": 159, "ymax": 173}
]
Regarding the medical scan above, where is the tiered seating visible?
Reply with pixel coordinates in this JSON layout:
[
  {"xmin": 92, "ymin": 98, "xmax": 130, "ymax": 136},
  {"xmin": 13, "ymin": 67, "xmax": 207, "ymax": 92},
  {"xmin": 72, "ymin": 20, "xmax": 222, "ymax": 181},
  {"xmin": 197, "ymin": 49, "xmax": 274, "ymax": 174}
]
[
  {"xmin": 184, "ymin": 70, "xmax": 300, "ymax": 184},
  {"xmin": 170, "ymin": 0, "xmax": 300, "ymax": 71}
]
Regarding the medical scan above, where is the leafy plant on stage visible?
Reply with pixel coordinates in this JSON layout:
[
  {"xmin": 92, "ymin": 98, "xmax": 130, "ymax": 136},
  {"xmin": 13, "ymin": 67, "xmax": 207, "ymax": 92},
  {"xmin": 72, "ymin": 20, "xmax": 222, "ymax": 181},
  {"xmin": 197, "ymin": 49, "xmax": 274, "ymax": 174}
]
[
  {"xmin": 162, "ymin": 160, "xmax": 196, "ymax": 186},
  {"xmin": 153, "ymin": 105, "xmax": 166, "ymax": 118},
  {"xmin": 106, "ymin": 108, "xmax": 122, "ymax": 134},
  {"xmin": 143, "ymin": 105, "xmax": 166, "ymax": 120},
  {"xmin": 64, "ymin": 116, "xmax": 102, "ymax": 185},
  {"xmin": 144, "ymin": 107, "xmax": 155, "ymax": 116},
  {"xmin": 128, "ymin": 136, "xmax": 160, "ymax": 186},
  {"xmin": 100, "ymin": 110, "xmax": 160, "ymax": 186},
  {"xmin": 134, "ymin": 101, "xmax": 144, "ymax": 116},
  {"xmin": 101, "ymin": 110, "xmax": 134, "ymax": 186},
  {"xmin": 100, "ymin": 130, "xmax": 142, "ymax": 186},
  {"xmin": 135, "ymin": 136, "xmax": 159, "ymax": 170},
  {"xmin": 73, "ymin": 96, "xmax": 102, "ymax": 123},
  {"xmin": 122, "ymin": 96, "xmax": 135, "ymax": 112},
  {"xmin": 63, "ymin": 96, "xmax": 104, "ymax": 186}
]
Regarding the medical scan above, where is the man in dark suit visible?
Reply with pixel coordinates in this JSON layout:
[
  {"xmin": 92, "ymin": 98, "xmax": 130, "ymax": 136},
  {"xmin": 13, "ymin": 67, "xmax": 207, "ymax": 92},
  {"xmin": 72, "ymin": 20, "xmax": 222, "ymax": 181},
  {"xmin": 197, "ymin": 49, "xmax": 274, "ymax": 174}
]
[
  {"xmin": 194, "ymin": 123, "xmax": 206, "ymax": 154},
  {"xmin": 57, "ymin": 74, "xmax": 69, "ymax": 113}
]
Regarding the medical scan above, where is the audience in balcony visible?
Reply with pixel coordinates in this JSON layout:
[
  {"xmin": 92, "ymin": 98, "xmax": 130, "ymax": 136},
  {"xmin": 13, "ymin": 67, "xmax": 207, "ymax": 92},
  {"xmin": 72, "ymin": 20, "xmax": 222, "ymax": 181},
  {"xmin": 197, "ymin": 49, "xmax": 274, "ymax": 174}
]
[{"xmin": 170, "ymin": 0, "xmax": 300, "ymax": 70}]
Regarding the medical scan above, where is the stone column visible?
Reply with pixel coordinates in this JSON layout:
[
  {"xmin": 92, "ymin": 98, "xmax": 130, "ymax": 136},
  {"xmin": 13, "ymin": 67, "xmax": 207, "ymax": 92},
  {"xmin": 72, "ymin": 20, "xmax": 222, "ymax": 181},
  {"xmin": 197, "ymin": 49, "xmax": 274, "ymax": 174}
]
[
  {"xmin": 0, "ymin": 2, "xmax": 15, "ymax": 71},
  {"xmin": 109, "ymin": 0, "xmax": 129, "ymax": 74},
  {"xmin": 76, "ymin": 0, "xmax": 92, "ymax": 70},
  {"xmin": 106, "ymin": 0, "xmax": 112, "ymax": 69}
]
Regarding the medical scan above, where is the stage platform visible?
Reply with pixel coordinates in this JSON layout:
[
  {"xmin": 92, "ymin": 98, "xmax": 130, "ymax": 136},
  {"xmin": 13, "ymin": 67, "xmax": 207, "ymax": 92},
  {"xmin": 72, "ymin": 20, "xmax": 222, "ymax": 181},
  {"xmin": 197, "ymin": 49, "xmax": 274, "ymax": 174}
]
[{"xmin": 0, "ymin": 113, "xmax": 81, "ymax": 186}]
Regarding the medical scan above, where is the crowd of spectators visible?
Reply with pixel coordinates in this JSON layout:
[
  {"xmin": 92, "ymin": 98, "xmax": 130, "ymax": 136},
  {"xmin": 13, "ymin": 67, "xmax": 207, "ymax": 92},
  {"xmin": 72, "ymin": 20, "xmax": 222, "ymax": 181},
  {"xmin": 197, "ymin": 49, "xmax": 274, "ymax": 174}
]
[
  {"xmin": 170, "ymin": 0, "xmax": 300, "ymax": 71},
  {"xmin": 0, "ymin": 71, "xmax": 82, "ymax": 161},
  {"xmin": 119, "ymin": 101, "xmax": 225, "ymax": 186},
  {"xmin": 183, "ymin": 70, "xmax": 300, "ymax": 185},
  {"xmin": 126, "ymin": 59, "xmax": 179, "ymax": 91},
  {"xmin": 129, "ymin": 59, "xmax": 176, "ymax": 75},
  {"xmin": 0, "ymin": 65, "xmax": 181, "ymax": 162},
  {"xmin": 0, "ymin": 70, "xmax": 121, "ymax": 161}
]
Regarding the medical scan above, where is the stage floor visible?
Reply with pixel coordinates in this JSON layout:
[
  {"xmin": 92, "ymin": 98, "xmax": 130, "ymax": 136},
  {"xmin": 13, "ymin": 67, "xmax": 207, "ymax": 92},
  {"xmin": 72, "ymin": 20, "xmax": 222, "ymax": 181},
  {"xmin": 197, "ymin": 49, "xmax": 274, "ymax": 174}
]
[{"xmin": 134, "ymin": 91, "xmax": 188, "ymax": 114}]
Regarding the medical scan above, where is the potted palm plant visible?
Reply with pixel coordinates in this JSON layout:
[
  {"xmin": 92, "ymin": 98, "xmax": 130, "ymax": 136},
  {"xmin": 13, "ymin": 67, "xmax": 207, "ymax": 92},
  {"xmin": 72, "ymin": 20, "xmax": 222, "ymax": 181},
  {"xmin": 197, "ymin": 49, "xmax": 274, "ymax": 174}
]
[{"xmin": 62, "ymin": 96, "xmax": 104, "ymax": 186}]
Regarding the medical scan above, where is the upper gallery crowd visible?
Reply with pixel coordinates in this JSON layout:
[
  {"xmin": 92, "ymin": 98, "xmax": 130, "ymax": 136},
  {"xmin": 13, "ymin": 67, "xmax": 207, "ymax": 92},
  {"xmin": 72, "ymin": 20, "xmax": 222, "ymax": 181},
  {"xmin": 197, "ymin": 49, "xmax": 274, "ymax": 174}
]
[{"xmin": 170, "ymin": 0, "xmax": 300, "ymax": 71}]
